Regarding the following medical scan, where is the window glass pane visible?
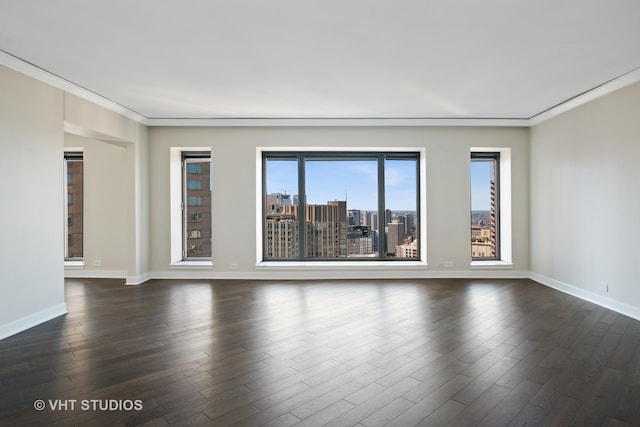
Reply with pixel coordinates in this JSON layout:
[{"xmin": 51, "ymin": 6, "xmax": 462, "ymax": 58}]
[
  {"xmin": 305, "ymin": 158, "xmax": 378, "ymax": 259},
  {"xmin": 186, "ymin": 163, "xmax": 201, "ymax": 174},
  {"xmin": 184, "ymin": 157, "xmax": 211, "ymax": 258},
  {"xmin": 187, "ymin": 196, "xmax": 202, "ymax": 206},
  {"xmin": 65, "ymin": 155, "xmax": 83, "ymax": 260},
  {"xmin": 384, "ymin": 158, "xmax": 418, "ymax": 259},
  {"xmin": 187, "ymin": 179, "xmax": 202, "ymax": 190},
  {"xmin": 264, "ymin": 158, "xmax": 299, "ymax": 259},
  {"xmin": 471, "ymin": 155, "xmax": 499, "ymax": 259}
]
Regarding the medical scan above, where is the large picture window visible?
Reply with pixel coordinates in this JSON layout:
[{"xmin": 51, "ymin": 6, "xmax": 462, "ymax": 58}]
[
  {"xmin": 470, "ymin": 152, "xmax": 500, "ymax": 260},
  {"xmin": 64, "ymin": 152, "xmax": 83, "ymax": 260},
  {"xmin": 263, "ymin": 151, "xmax": 420, "ymax": 261}
]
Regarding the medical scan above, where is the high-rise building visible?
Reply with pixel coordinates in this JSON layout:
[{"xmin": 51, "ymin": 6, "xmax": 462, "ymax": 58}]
[
  {"xmin": 348, "ymin": 209, "xmax": 361, "ymax": 226},
  {"xmin": 402, "ymin": 213, "xmax": 414, "ymax": 237},
  {"xmin": 386, "ymin": 220, "xmax": 404, "ymax": 256},
  {"xmin": 385, "ymin": 209, "xmax": 393, "ymax": 225},
  {"xmin": 362, "ymin": 210, "xmax": 378, "ymax": 231},
  {"xmin": 305, "ymin": 201, "xmax": 347, "ymax": 258},
  {"xmin": 265, "ymin": 212, "xmax": 298, "ymax": 258}
]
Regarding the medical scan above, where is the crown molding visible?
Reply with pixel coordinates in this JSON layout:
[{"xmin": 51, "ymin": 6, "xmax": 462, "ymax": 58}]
[
  {"xmin": 0, "ymin": 50, "xmax": 147, "ymax": 124},
  {"xmin": 144, "ymin": 117, "xmax": 530, "ymax": 127},
  {"xmin": 529, "ymin": 66, "xmax": 640, "ymax": 126}
]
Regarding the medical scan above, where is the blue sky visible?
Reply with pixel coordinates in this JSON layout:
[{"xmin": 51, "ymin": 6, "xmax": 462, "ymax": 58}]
[
  {"xmin": 266, "ymin": 159, "xmax": 417, "ymax": 211},
  {"xmin": 267, "ymin": 159, "xmax": 491, "ymax": 211},
  {"xmin": 470, "ymin": 161, "xmax": 491, "ymax": 211}
]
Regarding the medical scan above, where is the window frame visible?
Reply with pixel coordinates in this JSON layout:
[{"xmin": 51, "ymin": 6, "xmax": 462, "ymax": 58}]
[
  {"xmin": 470, "ymin": 152, "xmax": 501, "ymax": 261},
  {"xmin": 182, "ymin": 153, "xmax": 212, "ymax": 261},
  {"xmin": 170, "ymin": 148, "xmax": 213, "ymax": 267},
  {"xmin": 470, "ymin": 147, "xmax": 512, "ymax": 267},
  {"xmin": 64, "ymin": 151, "xmax": 83, "ymax": 261},
  {"xmin": 261, "ymin": 150, "xmax": 422, "ymax": 263}
]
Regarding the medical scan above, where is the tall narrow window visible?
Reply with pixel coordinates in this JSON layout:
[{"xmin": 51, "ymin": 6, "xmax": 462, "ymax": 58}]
[
  {"xmin": 264, "ymin": 156, "xmax": 300, "ymax": 259},
  {"xmin": 183, "ymin": 153, "xmax": 211, "ymax": 259},
  {"xmin": 470, "ymin": 152, "xmax": 500, "ymax": 260},
  {"xmin": 64, "ymin": 152, "xmax": 83, "ymax": 260},
  {"xmin": 385, "ymin": 157, "xmax": 419, "ymax": 259},
  {"xmin": 263, "ymin": 151, "xmax": 420, "ymax": 261}
]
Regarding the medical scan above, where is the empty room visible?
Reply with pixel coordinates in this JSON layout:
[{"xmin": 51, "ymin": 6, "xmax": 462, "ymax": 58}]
[{"xmin": 1, "ymin": 1, "xmax": 640, "ymax": 425}]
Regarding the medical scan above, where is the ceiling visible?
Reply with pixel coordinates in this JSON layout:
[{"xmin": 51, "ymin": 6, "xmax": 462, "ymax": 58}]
[{"xmin": 1, "ymin": 0, "xmax": 640, "ymax": 124}]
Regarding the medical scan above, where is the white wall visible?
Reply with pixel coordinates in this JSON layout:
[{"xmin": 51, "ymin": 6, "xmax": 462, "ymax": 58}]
[
  {"xmin": 530, "ymin": 81, "xmax": 640, "ymax": 319},
  {"xmin": 149, "ymin": 126, "xmax": 529, "ymax": 279},
  {"xmin": 0, "ymin": 65, "xmax": 67, "ymax": 339}
]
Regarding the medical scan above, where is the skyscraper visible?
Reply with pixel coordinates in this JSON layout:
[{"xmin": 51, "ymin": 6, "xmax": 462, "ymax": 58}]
[
  {"xmin": 386, "ymin": 220, "xmax": 404, "ymax": 256},
  {"xmin": 305, "ymin": 201, "xmax": 348, "ymax": 258}
]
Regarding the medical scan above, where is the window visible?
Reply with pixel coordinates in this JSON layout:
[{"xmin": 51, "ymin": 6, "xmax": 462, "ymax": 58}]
[
  {"xmin": 262, "ymin": 151, "xmax": 420, "ymax": 261},
  {"xmin": 182, "ymin": 153, "xmax": 211, "ymax": 260},
  {"xmin": 186, "ymin": 163, "xmax": 202, "ymax": 174},
  {"xmin": 187, "ymin": 179, "xmax": 202, "ymax": 190},
  {"xmin": 64, "ymin": 152, "xmax": 83, "ymax": 260},
  {"xmin": 470, "ymin": 152, "xmax": 499, "ymax": 260},
  {"xmin": 187, "ymin": 196, "xmax": 202, "ymax": 206}
]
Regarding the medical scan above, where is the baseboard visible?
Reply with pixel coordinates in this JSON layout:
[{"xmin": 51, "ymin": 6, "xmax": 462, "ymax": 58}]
[
  {"xmin": 529, "ymin": 272, "xmax": 640, "ymax": 322},
  {"xmin": 64, "ymin": 269, "xmax": 127, "ymax": 279},
  {"xmin": 125, "ymin": 272, "xmax": 152, "ymax": 286},
  {"xmin": 0, "ymin": 303, "xmax": 68, "ymax": 340}
]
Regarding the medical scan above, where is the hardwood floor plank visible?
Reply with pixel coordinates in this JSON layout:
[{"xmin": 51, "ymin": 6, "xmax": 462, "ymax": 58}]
[
  {"xmin": 385, "ymin": 375, "xmax": 474, "ymax": 427},
  {"xmin": 360, "ymin": 396, "xmax": 415, "ymax": 427},
  {"xmin": 506, "ymin": 403, "xmax": 547, "ymax": 427},
  {"xmin": 477, "ymin": 380, "xmax": 541, "ymax": 427},
  {"xmin": 449, "ymin": 383, "xmax": 511, "ymax": 426}
]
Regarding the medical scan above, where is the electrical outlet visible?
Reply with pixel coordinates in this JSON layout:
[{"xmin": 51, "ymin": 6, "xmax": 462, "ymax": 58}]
[
  {"xmin": 598, "ymin": 282, "xmax": 609, "ymax": 292},
  {"xmin": 93, "ymin": 259, "xmax": 102, "ymax": 267},
  {"xmin": 229, "ymin": 263, "xmax": 239, "ymax": 270},
  {"xmin": 444, "ymin": 260, "xmax": 454, "ymax": 268}
]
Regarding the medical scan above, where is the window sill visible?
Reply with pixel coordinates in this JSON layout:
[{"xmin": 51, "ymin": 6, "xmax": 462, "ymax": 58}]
[
  {"xmin": 64, "ymin": 261, "xmax": 85, "ymax": 269},
  {"xmin": 170, "ymin": 260, "xmax": 213, "ymax": 270},
  {"xmin": 470, "ymin": 261, "xmax": 513, "ymax": 269},
  {"xmin": 256, "ymin": 260, "xmax": 428, "ymax": 269}
]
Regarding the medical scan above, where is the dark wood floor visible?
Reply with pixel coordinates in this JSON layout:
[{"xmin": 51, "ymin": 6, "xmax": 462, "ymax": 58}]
[{"xmin": 1, "ymin": 278, "xmax": 639, "ymax": 426}]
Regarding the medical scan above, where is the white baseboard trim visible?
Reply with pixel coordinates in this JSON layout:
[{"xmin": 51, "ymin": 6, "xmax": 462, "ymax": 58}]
[
  {"xmin": 0, "ymin": 303, "xmax": 68, "ymax": 340},
  {"xmin": 125, "ymin": 273, "xmax": 153, "ymax": 286},
  {"xmin": 529, "ymin": 272, "xmax": 640, "ymax": 322},
  {"xmin": 64, "ymin": 269, "xmax": 127, "ymax": 279}
]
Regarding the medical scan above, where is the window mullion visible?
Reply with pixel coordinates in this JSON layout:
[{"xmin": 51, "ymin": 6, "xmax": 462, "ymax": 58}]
[
  {"xmin": 377, "ymin": 154, "xmax": 386, "ymax": 261},
  {"xmin": 298, "ymin": 154, "xmax": 306, "ymax": 261}
]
